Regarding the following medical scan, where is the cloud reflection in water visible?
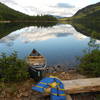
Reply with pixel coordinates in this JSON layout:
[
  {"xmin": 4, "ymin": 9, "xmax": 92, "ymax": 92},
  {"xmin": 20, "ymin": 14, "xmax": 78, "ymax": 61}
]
[{"xmin": 0, "ymin": 24, "xmax": 87, "ymax": 45}]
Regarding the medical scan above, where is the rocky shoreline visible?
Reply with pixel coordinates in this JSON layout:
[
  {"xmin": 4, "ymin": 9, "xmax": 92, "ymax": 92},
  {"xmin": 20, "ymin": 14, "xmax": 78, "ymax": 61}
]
[{"xmin": 45, "ymin": 65, "xmax": 86, "ymax": 80}]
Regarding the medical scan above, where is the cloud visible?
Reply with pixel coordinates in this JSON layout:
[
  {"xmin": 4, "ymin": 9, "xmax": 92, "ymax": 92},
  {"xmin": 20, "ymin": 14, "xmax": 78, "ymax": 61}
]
[
  {"xmin": 47, "ymin": 2, "xmax": 76, "ymax": 16},
  {"xmin": 0, "ymin": 0, "xmax": 44, "ymax": 16},
  {"xmin": 0, "ymin": 0, "xmax": 17, "ymax": 5},
  {"xmin": 56, "ymin": 3, "xmax": 75, "ymax": 8},
  {"xmin": 0, "ymin": 0, "xmax": 94, "ymax": 17}
]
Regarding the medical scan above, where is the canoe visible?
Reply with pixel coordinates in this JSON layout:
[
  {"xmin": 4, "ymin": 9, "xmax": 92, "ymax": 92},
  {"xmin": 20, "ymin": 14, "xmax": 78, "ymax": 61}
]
[{"xmin": 26, "ymin": 49, "xmax": 46, "ymax": 70}]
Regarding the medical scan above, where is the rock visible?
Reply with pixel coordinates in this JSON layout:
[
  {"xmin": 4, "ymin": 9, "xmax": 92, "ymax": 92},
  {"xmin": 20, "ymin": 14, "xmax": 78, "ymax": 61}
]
[
  {"xmin": 15, "ymin": 98, "xmax": 22, "ymax": 100},
  {"xmin": 0, "ymin": 91, "xmax": 6, "ymax": 98},
  {"xmin": 61, "ymin": 72, "xmax": 66, "ymax": 75},
  {"xmin": 0, "ymin": 97, "xmax": 5, "ymax": 100},
  {"xmin": 17, "ymin": 93, "xmax": 23, "ymax": 98},
  {"xmin": 21, "ymin": 88, "xmax": 26, "ymax": 92},
  {"xmin": 22, "ymin": 91, "xmax": 29, "ymax": 97},
  {"xmin": 6, "ymin": 93, "xmax": 11, "ymax": 98}
]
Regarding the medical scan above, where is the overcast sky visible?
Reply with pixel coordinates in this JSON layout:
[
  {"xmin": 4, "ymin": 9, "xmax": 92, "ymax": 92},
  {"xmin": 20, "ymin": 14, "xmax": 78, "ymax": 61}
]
[{"xmin": 0, "ymin": 0, "xmax": 99, "ymax": 17}]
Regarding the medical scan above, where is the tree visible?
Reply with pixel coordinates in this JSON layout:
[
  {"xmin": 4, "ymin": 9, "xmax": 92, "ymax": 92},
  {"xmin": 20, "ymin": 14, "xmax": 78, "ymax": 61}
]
[
  {"xmin": 0, "ymin": 52, "xmax": 29, "ymax": 82},
  {"xmin": 78, "ymin": 38, "xmax": 100, "ymax": 77}
]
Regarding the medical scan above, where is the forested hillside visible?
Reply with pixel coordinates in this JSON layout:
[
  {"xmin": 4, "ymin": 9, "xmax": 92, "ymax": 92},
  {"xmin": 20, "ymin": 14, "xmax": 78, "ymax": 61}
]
[
  {"xmin": 73, "ymin": 2, "xmax": 100, "ymax": 22},
  {"xmin": 0, "ymin": 2, "xmax": 57, "ymax": 22},
  {"xmin": 59, "ymin": 2, "xmax": 100, "ymax": 22}
]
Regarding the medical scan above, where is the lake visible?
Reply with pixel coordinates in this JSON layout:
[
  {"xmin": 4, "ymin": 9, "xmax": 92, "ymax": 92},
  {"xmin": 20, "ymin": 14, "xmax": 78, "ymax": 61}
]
[{"xmin": 0, "ymin": 23, "xmax": 100, "ymax": 67}]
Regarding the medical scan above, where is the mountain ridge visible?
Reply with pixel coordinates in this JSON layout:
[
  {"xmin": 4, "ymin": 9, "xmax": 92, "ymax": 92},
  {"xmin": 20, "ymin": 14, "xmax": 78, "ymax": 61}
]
[
  {"xmin": 74, "ymin": 2, "xmax": 100, "ymax": 16},
  {"xmin": 73, "ymin": 2, "xmax": 100, "ymax": 21},
  {"xmin": 59, "ymin": 2, "xmax": 100, "ymax": 22},
  {"xmin": 0, "ymin": 2, "xmax": 57, "ymax": 22}
]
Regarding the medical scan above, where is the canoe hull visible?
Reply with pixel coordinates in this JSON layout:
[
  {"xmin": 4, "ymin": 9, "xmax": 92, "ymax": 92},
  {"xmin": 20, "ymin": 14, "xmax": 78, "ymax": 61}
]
[{"xmin": 26, "ymin": 49, "xmax": 46, "ymax": 70}]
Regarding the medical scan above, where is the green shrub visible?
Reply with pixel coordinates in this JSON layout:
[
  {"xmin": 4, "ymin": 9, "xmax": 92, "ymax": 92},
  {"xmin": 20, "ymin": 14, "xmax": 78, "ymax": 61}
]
[
  {"xmin": 78, "ymin": 49, "xmax": 100, "ymax": 77},
  {"xmin": 95, "ymin": 94, "xmax": 100, "ymax": 100},
  {"xmin": 0, "ymin": 52, "xmax": 29, "ymax": 82}
]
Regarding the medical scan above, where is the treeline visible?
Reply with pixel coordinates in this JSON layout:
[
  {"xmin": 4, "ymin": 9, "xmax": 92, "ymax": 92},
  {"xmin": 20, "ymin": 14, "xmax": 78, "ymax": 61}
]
[{"xmin": 0, "ymin": 2, "xmax": 57, "ymax": 22}]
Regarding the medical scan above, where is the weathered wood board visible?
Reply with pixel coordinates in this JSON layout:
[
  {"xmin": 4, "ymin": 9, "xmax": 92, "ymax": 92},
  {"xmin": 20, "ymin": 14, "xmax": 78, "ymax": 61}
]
[{"xmin": 63, "ymin": 78, "xmax": 100, "ymax": 94}]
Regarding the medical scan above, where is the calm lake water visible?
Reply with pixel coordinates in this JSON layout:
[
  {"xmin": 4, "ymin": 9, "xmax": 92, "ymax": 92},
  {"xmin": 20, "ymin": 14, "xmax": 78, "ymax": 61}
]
[{"xmin": 0, "ymin": 23, "xmax": 100, "ymax": 67}]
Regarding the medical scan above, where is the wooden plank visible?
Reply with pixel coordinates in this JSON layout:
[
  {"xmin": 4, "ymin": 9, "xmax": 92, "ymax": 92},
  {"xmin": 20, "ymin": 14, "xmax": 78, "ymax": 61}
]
[
  {"xmin": 63, "ymin": 78, "xmax": 100, "ymax": 94},
  {"xmin": 26, "ymin": 58, "xmax": 45, "ymax": 64},
  {"xmin": 28, "ymin": 56, "xmax": 44, "ymax": 58},
  {"xmin": 28, "ymin": 59, "xmax": 45, "ymax": 61},
  {"xmin": 27, "ymin": 60, "xmax": 45, "ymax": 63}
]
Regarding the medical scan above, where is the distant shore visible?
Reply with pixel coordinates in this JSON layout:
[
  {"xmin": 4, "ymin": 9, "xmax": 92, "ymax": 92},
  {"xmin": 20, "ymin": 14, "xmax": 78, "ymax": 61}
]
[
  {"xmin": 0, "ymin": 20, "xmax": 11, "ymax": 23},
  {"xmin": 0, "ymin": 20, "xmax": 57, "ymax": 23}
]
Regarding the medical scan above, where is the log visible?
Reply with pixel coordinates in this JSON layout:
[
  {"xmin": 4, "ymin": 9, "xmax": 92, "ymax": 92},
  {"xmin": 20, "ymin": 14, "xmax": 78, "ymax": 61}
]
[{"xmin": 63, "ymin": 78, "xmax": 100, "ymax": 94}]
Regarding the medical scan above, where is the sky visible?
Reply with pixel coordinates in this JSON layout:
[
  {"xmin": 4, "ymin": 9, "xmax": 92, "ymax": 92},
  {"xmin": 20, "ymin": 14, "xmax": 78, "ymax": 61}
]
[{"xmin": 0, "ymin": 0, "xmax": 100, "ymax": 17}]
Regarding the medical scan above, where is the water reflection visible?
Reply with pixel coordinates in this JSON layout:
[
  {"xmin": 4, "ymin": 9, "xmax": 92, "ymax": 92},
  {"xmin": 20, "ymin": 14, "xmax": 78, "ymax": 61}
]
[
  {"xmin": 0, "ymin": 23, "xmax": 100, "ymax": 67},
  {"xmin": 0, "ymin": 24, "xmax": 88, "ymax": 45},
  {"xmin": 72, "ymin": 21, "xmax": 100, "ymax": 39},
  {"xmin": 0, "ymin": 22, "xmax": 57, "ymax": 39}
]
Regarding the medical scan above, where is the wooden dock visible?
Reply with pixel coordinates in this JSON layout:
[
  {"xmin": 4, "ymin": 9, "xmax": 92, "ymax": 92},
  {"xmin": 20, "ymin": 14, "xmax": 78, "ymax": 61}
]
[
  {"xmin": 63, "ymin": 78, "xmax": 100, "ymax": 94},
  {"xmin": 62, "ymin": 78, "xmax": 100, "ymax": 100}
]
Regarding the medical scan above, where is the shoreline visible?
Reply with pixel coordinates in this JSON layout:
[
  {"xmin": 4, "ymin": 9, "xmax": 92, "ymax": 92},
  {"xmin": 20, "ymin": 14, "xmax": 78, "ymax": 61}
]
[
  {"xmin": 45, "ymin": 65, "xmax": 86, "ymax": 80},
  {"xmin": 0, "ymin": 20, "xmax": 58, "ymax": 23},
  {"xmin": 0, "ymin": 21, "xmax": 11, "ymax": 23}
]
